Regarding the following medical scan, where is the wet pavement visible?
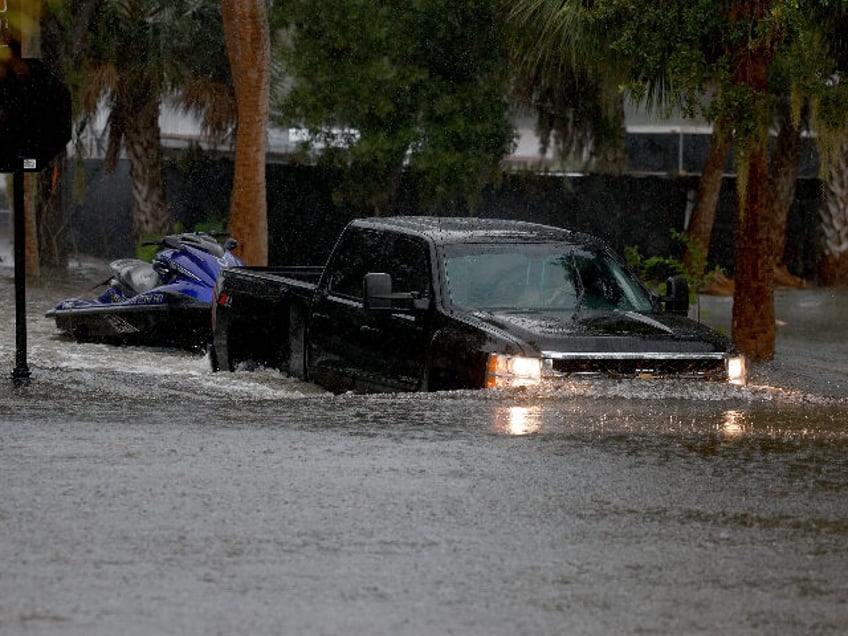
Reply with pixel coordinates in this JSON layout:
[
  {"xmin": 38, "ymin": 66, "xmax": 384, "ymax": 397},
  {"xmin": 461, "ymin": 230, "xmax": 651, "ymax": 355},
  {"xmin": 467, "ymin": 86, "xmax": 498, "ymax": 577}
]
[{"xmin": 1, "ymin": 252, "xmax": 847, "ymax": 635}]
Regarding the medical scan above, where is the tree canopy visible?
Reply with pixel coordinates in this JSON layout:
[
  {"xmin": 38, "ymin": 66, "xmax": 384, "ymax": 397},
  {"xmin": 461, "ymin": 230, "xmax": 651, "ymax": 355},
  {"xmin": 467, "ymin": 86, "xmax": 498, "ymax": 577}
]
[{"xmin": 271, "ymin": 0, "xmax": 516, "ymax": 212}]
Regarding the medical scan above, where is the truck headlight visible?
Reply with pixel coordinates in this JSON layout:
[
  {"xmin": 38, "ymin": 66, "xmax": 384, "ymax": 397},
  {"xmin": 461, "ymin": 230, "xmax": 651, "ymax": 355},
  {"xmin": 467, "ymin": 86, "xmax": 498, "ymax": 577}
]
[
  {"xmin": 726, "ymin": 355, "xmax": 746, "ymax": 385},
  {"xmin": 486, "ymin": 354, "xmax": 542, "ymax": 388}
]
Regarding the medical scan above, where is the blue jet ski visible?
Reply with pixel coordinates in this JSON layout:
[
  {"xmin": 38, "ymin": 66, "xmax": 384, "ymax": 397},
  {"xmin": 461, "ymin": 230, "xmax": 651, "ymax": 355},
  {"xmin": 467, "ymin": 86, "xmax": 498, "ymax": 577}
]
[{"xmin": 47, "ymin": 232, "xmax": 243, "ymax": 349}]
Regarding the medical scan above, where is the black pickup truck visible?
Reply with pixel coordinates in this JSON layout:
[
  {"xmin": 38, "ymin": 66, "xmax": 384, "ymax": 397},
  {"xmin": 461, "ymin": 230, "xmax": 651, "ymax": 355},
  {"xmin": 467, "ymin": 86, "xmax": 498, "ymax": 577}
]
[{"xmin": 210, "ymin": 216, "xmax": 746, "ymax": 392}]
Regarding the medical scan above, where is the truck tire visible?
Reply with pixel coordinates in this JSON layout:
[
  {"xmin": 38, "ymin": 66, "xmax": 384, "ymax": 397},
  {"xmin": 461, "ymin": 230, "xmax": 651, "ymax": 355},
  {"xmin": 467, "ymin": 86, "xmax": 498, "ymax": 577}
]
[{"xmin": 208, "ymin": 343, "xmax": 221, "ymax": 372}]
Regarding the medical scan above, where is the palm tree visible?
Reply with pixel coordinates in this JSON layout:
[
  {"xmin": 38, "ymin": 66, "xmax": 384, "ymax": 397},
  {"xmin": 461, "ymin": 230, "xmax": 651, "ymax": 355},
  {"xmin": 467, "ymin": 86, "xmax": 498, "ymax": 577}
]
[
  {"xmin": 221, "ymin": 0, "xmax": 270, "ymax": 266},
  {"xmin": 820, "ymin": 143, "xmax": 848, "ymax": 285},
  {"xmin": 81, "ymin": 0, "xmax": 234, "ymax": 245},
  {"xmin": 505, "ymin": 2, "xmax": 628, "ymax": 173}
]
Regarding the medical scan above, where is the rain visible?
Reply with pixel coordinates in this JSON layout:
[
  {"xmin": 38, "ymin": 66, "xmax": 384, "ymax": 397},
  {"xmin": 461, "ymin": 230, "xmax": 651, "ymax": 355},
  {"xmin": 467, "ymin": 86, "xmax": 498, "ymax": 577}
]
[
  {"xmin": 2, "ymin": 2, "xmax": 848, "ymax": 633},
  {"xmin": 2, "ymin": 240, "xmax": 848, "ymax": 635}
]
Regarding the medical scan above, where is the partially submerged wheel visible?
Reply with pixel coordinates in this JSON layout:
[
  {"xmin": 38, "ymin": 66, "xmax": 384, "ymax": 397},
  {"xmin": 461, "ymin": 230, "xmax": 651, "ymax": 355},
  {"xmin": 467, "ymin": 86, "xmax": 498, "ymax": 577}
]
[{"xmin": 207, "ymin": 343, "xmax": 220, "ymax": 372}]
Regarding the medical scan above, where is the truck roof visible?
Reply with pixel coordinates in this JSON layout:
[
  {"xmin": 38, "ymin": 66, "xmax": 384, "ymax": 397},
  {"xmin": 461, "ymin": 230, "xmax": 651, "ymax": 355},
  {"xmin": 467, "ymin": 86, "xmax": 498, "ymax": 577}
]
[{"xmin": 352, "ymin": 216, "xmax": 587, "ymax": 246}]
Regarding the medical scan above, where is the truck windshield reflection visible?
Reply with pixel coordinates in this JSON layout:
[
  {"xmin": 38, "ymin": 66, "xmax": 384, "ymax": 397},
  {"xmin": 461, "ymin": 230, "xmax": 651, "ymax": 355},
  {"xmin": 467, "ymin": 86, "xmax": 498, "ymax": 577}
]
[{"xmin": 444, "ymin": 243, "xmax": 654, "ymax": 312}]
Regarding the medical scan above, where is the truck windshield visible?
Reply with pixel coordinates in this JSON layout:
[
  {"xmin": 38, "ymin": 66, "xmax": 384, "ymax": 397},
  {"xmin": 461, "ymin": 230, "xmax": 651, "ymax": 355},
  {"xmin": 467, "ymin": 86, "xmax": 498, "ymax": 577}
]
[{"xmin": 443, "ymin": 243, "xmax": 654, "ymax": 313}]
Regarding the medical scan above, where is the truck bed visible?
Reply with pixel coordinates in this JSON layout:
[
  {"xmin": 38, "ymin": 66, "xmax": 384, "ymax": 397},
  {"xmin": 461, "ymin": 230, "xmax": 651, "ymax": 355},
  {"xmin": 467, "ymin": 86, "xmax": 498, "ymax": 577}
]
[
  {"xmin": 220, "ymin": 265, "xmax": 323, "ymax": 287},
  {"xmin": 211, "ymin": 266, "xmax": 323, "ymax": 373}
]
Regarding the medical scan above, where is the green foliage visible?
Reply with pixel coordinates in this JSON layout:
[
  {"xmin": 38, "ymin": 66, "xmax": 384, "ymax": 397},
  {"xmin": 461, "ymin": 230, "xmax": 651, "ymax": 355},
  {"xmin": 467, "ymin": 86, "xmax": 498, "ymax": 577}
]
[
  {"xmin": 193, "ymin": 218, "xmax": 229, "ymax": 235},
  {"xmin": 625, "ymin": 229, "xmax": 723, "ymax": 303},
  {"xmin": 83, "ymin": 0, "xmax": 229, "ymax": 91},
  {"xmin": 136, "ymin": 234, "xmax": 162, "ymax": 262},
  {"xmin": 271, "ymin": 0, "xmax": 515, "ymax": 212}
]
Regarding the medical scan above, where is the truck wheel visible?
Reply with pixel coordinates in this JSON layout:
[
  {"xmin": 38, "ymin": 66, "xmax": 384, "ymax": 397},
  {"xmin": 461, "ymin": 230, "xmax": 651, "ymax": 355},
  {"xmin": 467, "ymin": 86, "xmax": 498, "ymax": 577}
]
[{"xmin": 208, "ymin": 343, "xmax": 220, "ymax": 372}]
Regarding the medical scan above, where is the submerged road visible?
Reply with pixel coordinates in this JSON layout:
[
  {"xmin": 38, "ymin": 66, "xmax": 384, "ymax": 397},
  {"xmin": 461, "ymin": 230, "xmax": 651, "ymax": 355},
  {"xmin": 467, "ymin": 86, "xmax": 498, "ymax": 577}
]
[{"xmin": 1, "ymin": 259, "xmax": 847, "ymax": 635}]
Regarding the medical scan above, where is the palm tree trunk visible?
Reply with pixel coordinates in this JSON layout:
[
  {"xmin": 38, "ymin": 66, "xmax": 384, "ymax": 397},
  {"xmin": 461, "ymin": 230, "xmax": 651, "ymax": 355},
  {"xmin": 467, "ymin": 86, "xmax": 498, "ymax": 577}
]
[
  {"xmin": 820, "ymin": 143, "xmax": 848, "ymax": 285},
  {"xmin": 770, "ymin": 104, "xmax": 803, "ymax": 274},
  {"xmin": 37, "ymin": 157, "xmax": 69, "ymax": 268},
  {"xmin": 222, "ymin": 0, "xmax": 270, "ymax": 266},
  {"xmin": 124, "ymin": 95, "xmax": 169, "ymax": 244},
  {"xmin": 732, "ymin": 143, "xmax": 776, "ymax": 360},
  {"xmin": 728, "ymin": 0, "xmax": 777, "ymax": 361},
  {"xmin": 683, "ymin": 127, "xmax": 729, "ymax": 278}
]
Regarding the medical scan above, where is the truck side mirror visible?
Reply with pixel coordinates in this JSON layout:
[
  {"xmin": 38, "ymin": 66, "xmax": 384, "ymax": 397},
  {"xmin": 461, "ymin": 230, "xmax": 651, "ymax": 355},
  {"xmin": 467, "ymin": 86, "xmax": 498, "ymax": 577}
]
[
  {"xmin": 662, "ymin": 275, "xmax": 690, "ymax": 316},
  {"xmin": 364, "ymin": 272, "xmax": 392, "ymax": 310}
]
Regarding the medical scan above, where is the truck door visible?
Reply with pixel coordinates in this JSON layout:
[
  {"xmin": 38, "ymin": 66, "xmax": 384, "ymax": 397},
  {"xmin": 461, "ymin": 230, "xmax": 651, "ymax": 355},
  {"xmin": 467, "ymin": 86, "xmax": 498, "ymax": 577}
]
[
  {"xmin": 308, "ymin": 228, "xmax": 431, "ymax": 393},
  {"xmin": 363, "ymin": 235, "xmax": 431, "ymax": 391}
]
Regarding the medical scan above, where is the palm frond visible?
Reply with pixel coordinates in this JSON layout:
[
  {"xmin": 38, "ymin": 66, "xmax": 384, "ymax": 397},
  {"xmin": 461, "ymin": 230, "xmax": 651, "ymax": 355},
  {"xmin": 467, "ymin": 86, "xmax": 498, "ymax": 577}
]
[
  {"xmin": 82, "ymin": 63, "xmax": 119, "ymax": 114},
  {"xmin": 177, "ymin": 79, "xmax": 237, "ymax": 143}
]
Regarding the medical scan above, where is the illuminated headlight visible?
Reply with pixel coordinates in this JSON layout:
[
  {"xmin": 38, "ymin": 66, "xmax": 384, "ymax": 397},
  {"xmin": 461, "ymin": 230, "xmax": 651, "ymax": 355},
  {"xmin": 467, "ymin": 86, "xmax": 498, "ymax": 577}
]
[
  {"xmin": 726, "ymin": 355, "xmax": 746, "ymax": 385},
  {"xmin": 486, "ymin": 354, "xmax": 542, "ymax": 388}
]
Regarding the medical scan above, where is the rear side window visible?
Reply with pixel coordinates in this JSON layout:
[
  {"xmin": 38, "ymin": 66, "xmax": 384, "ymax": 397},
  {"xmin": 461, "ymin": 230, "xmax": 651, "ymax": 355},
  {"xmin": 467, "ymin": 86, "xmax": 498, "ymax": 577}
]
[
  {"xmin": 325, "ymin": 229, "xmax": 385, "ymax": 298},
  {"xmin": 325, "ymin": 228, "xmax": 430, "ymax": 299}
]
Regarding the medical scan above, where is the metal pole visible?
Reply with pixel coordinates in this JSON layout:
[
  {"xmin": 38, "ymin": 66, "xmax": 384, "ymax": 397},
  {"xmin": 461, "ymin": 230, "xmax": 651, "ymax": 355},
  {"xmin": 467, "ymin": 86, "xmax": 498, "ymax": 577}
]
[{"xmin": 11, "ymin": 165, "xmax": 30, "ymax": 385}]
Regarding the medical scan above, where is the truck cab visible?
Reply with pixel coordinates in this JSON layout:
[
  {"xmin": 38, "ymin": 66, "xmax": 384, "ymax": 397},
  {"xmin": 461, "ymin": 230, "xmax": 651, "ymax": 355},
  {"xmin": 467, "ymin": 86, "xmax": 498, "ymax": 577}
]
[{"xmin": 307, "ymin": 223, "xmax": 435, "ymax": 393}]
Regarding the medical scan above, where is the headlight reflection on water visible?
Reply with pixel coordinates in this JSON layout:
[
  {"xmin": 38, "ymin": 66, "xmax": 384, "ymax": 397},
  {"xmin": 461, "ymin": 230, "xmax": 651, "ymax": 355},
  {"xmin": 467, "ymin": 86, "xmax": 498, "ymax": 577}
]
[
  {"xmin": 719, "ymin": 409, "xmax": 746, "ymax": 438},
  {"xmin": 487, "ymin": 392, "xmax": 846, "ymax": 440},
  {"xmin": 493, "ymin": 406, "xmax": 542, "ymax": 436}
]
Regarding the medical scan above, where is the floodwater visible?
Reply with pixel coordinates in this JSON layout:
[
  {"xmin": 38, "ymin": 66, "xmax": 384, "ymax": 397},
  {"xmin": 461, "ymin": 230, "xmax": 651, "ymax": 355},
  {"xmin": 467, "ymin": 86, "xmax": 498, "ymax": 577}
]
[{"xmin": 1, "ymin": 251, "xmax": 848, "ymax": 635}]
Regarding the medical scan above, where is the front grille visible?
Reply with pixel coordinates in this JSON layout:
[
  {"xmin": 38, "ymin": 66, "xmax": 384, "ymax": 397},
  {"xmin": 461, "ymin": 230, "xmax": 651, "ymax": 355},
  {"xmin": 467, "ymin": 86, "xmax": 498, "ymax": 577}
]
[{"xmin": 542, "ymin": 352, "xmax": 728, "ymax": 380}]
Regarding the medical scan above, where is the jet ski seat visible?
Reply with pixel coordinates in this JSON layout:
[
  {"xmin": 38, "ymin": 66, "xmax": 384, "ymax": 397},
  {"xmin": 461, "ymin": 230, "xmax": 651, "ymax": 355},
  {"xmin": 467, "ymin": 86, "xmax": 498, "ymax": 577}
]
[{"xmin": 110, "ymin": 258, "xmax": 162, "ymax": 296}]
